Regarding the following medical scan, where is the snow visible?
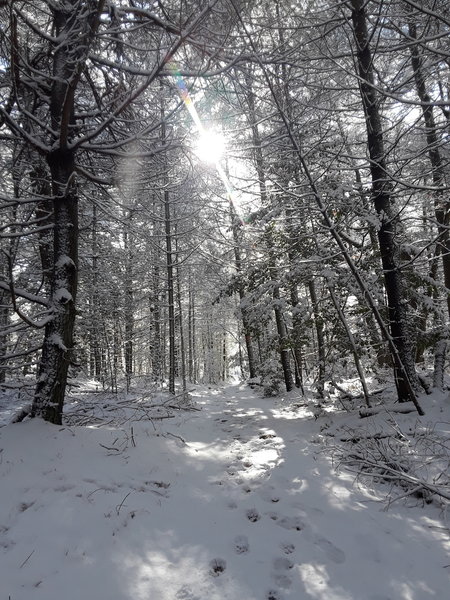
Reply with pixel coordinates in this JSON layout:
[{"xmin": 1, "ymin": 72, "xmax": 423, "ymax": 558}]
[
  {"xmin": 48, "ymin": 333, "xmax": 68, "ymax": 350},
  {"xmin": 0, "ymin": 383, "xmax": 449, "ymax": 600},
  {"xmin": 55, "ymin": 256, "xmax": 76, "ymax": 269},
  {"xmin": 53, "ymin": 288, "xmax": 73, "ymax": 304}
]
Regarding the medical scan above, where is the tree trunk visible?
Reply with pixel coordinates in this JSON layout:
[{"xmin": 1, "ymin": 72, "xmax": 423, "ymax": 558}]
[
  {"xmin": 161, "ymin": 118, "xmax": 175, "ymax": 394},
  {"xmin": 32, "ymin": 1, "xmax": 104, "ymax": 424},
  {"xmin": 350, "ymin": 0, "xmax": 421, "ymax": 401},
  {"xmin": 308, "ymin": 281, "xmax": 325, "ymax": 398},
  {"xmin": 328, "ymin": 285, "xmax": 371, "ymax": 407},
  {"xmin": 124, "ymin": 210, "xmax": 134, "ymax": 391},
  {"xmin": 229, "ymin": 205, "xmax": 257, "ymax": 379},
  {"xmin": 32, "ymin": 149, "xmax": 78, "ymax": 424},
  {"xmin": 245, "ymin": 68, "xmax": 294, "ymax": 391},
  {"xmin": 408, "ymin": 20, "xmax": 450, "ymax": 318}
]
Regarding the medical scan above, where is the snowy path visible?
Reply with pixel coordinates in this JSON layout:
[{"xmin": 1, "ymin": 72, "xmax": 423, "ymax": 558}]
[{"xmin": 0, "ymin": 384, "xmax": 449, "ymax": 599}]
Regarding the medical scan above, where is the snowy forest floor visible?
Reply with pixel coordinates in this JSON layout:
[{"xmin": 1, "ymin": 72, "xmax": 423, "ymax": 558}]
[{"xmin": 0, "ymin": 382, "xmax": 449, "ymax": 600}]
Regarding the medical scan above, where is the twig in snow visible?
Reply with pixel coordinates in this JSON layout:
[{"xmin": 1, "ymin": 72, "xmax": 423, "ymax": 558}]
[
  {"xmin": 99, "ymin": 443, "xmax": 120, "ymax": 451},
  {"xmin": 19, "ymin": 549, "xmax": 35, "ymax": 568},
  {"xmin": 165, "ymin": 431, "xmax": 186, "ymax": 445},
  {"xmin": 116, "ymin": 492, "xmax": 131, "ymax": 515}
]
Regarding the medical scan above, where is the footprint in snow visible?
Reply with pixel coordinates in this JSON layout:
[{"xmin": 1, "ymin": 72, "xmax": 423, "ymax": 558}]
[
  {"xmin": 355, "ymin": 533, "xmax": 381, "ymax": 563},
  {"xmin": 272, "ymin": 574, "xmax": 292, "ymax": 589},
  {"xmin": 175, "ymin": 585, "xmax": 201, "ymax": 600},
  {"xmin": 276, "ymin": 516, "xmax": 304, "ymax": 531},
  {"xmin": 266, "ymin": 590, "xmax": 283, "ymax": 600},
  {"xmin": 54, "ymin": 484, "xmax": 75, "ymax": 492},
  {"xmin": 259, "ymin": 486, "xmax": 280, "ymax": 504},
  {"xmin": 246, "ymin": 508, "xmax": 261, "ymax": 522},
  {"xmin": 273, "ymin": 557, "xmax": 294, "ymax": 571},
  {"xmin": 234, "ymin": 534, "xmax": 249, "ymax": 554},
  {"xmin": 210, "ymin": 558, "xmax": 226, "ymax": 576},
  {"xmin": 315, "ymin": 536, "xmax": 346, "ymax": 564}
]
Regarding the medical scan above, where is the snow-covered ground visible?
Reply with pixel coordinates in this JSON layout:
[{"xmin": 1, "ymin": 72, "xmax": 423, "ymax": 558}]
[{"xmin": 0, "ymin": 383, "xmax": 449, "ymax": 600}]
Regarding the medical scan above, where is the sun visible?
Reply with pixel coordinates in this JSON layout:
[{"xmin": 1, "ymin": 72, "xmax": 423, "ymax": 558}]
[{"xmin": 195, "ymin": 130, "xmax": 226, "ymax": 164}]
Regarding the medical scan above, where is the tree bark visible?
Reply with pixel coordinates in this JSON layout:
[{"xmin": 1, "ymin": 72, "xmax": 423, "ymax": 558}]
[
  {"xmin": 408, "ymin": 20, "xmax": 450, "ymax": 318},
  {"xmin": 350, "ymin": 0, "xmax": 421, "ymax": 401},
  {"xmin": 32, "ymin": 1, "xmax": 104, "ymax": 424},
  {"xmin": 32, "ymin": 149, "xmax": 78, "ymax": 424}
]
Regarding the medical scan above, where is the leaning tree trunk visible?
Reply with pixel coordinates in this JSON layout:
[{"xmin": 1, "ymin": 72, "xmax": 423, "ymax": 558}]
[{"xmin": 350, "ymin": 0, "xmax": 421, "ymax": 402}]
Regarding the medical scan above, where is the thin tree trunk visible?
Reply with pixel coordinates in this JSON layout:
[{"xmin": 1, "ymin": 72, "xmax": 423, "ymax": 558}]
[
  {"xmin": 188, "ymin": 275, "xmax": 194, "ymax": 382},
  {"xmin": 124, "ymin": 210, "xmax": 134, "ymax": 391},
  {"xmin": 164, "ymin": 186, "xmax": 175, "ymax": 394},
  {"xmin": 245, "ymin": 68, "xmax": 294, "ymax": 391},
  {"xmin": 408, "ymin": 20, "xmax": 450, "ymax": 317},
  {"xmin": 229, "ymin": 204, "xmax": 257, "ymax": 379},
  {"xmin": 175, "ymin": 229, "xmax": 186, "ymax": 392},
  {"xmin": 328, "ymin": 285, "xmax": 371, "ymax": 407},
  {"xmin": 308, "ymin": 281, "xmax": 326, "ymax": 398}
]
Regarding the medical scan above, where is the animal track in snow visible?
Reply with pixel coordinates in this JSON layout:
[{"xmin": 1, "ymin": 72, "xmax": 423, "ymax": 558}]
[
  {"xmin": 266, "ymin": 511, "xmax": 279, "ymax": 521},
  {"xmin": 266, "ymin": 590, "xmax": 282, "ymax": 600},
  {"xmin": 280, "ymin": 542, "xmax": 295, "ymax": 554},
  {"xmin": 234, "ymin": 534, "xmax": 249, "ymax": 554},
  {"xmin": 246, "ymin": 508, "xmax": 261, "ymax": 522},
  {"xmin": 259, "ymin": 487, "xmax": 280, "ymax": 504},
  {"xmin": 210, "ymin": 558, "xmax": 226, "ymax": 576}
]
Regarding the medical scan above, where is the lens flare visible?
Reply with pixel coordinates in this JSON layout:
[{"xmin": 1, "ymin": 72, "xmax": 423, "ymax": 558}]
[{"xmin": 195, "ymin": 130, "xmax": 226, "ymax": 164}]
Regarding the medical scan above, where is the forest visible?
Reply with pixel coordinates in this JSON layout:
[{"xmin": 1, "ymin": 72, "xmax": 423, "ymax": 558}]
[
  {"xmin": 1, "ymin": 2, "xmax": 450, "ymax": 599},
  {"xmin": 0, "ymin": 0, "xmax": 449, "ymax": 419}
]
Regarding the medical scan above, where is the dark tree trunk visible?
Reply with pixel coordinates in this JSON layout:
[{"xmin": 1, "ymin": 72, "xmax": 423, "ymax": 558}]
[
  {"xmin": 124, "ymin": 211, "xmax": 134, "ymax": 390},
  {"xmin": 350, "ymin": 0, "xmax": 421, "ymax": 401},
  {"xmin": 33, "ymin": 149, "xmax": 78, "ymax": 424},
  {"xmin": 161, "ymin": 98, "xmax": 175, "ymax": 395},
  {"xmin": 32, "ymin": 1, "xmax": 104, "ymax": 423}
]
